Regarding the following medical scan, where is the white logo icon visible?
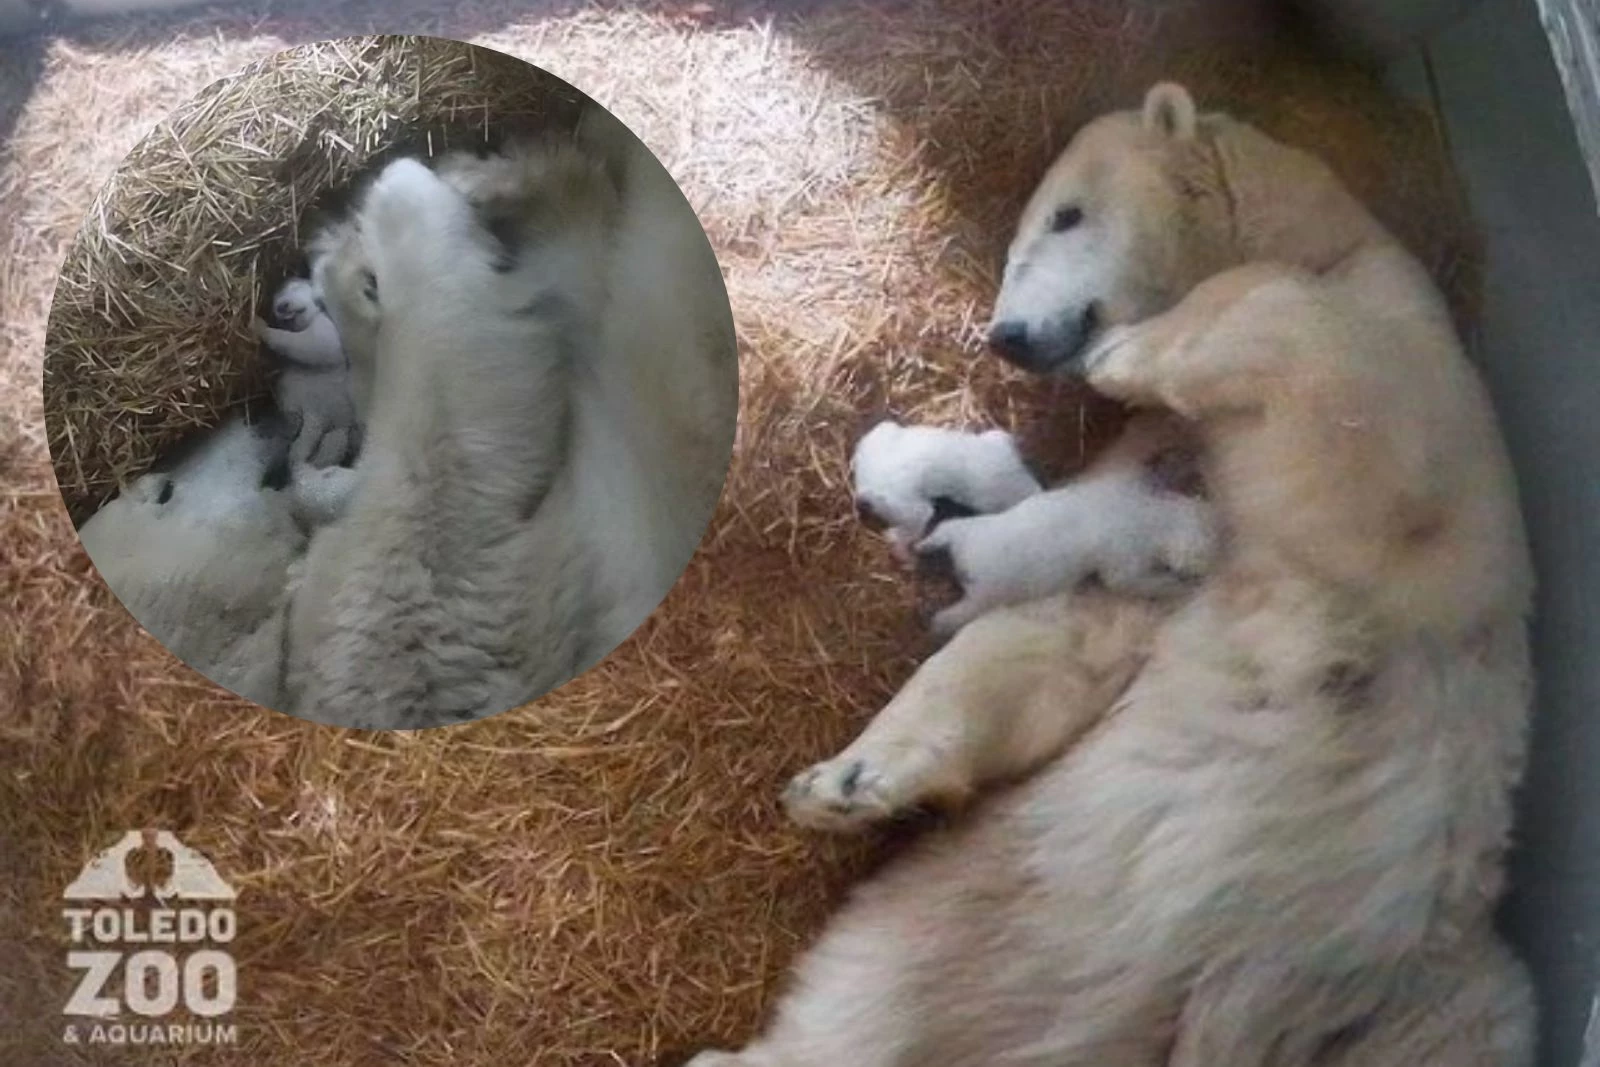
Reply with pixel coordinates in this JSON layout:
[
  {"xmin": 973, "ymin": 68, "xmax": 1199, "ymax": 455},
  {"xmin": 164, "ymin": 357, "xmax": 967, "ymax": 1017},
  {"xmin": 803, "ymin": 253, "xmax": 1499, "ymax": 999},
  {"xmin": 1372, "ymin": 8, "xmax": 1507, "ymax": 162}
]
[
  {"xmin": 60, "ymin": 830, "xmax": 239, "ymax": 1048},
  {"xmin": 63, "ymin": 829, "xmax": 237, "ymax": 902}
]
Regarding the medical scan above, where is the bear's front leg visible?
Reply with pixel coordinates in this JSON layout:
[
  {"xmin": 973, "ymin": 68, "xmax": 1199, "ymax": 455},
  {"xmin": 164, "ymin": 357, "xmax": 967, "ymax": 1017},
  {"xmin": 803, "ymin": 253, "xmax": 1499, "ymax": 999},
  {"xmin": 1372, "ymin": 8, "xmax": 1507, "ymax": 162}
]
[
  {"xmin": 782, "ymin": 590, "xmax": 1162, "ymax": 832},
  {"xmin": 362, "ymin": 157, "xmax": 480, "ymax": 284},
  {"xmin": 1081, "ymin": 261, "xmax": 1315, "ymax": 417},
  {"xmin": 1076, "ymin": 319, "xmax": 1172, "ymax": 407}
]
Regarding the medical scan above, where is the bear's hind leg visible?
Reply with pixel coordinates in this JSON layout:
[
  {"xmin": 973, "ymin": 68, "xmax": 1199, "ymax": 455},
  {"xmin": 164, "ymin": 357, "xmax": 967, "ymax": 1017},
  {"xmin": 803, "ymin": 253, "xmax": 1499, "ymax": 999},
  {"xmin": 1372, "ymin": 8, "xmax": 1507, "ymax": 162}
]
[{"xmin": 783, "ymin": 590, "xmax": 1161, "ymax": 832}]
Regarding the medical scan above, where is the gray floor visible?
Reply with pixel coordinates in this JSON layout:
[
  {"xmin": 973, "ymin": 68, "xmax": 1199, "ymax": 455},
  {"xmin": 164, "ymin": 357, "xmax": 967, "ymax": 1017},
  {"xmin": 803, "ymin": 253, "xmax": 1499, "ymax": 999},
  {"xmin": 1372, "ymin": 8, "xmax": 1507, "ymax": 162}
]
[{"xmin": 1390, "ymin": 0, "xmax": 1600, "ymax": 1064}]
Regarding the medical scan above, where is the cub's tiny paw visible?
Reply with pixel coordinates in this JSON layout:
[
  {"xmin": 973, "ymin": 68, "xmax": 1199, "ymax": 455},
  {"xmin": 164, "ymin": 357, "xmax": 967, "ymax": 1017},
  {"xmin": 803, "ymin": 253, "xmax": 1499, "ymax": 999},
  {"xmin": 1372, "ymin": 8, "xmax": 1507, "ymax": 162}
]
[
  {"xmin": 853, "ymin": 494, "xmax": 891, "ymax": 533},
  {"xmin": 289, "ymin": 464, "xmax": 360, "ymax": 527},
  {"xmin": 782, "ymin": 757, "xmax": 896, "ymax": 832}
]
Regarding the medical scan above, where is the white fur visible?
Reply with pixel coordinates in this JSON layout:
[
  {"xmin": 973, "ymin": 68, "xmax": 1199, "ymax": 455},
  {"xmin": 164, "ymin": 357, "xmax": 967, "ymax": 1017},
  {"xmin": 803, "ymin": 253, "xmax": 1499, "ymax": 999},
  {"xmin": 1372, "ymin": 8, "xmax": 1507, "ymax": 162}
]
[
  {"xmin": 76, "ymin": 414, "xmax": 381, "ymax": 709},
  {"xmin": 77, "ymin": 415, "xmax": 302, "ymax": 707},
  {"xmin": 78, "ymin": 116, "xmax": 734, "ymax": 726},
  {"xmin": 254, "ymin": 276, "xmax": 359, "ymax": 468},
  {"xmin": 916, "ymin": 458, "xmax": 1216, "ymax": 636},
  {"xmin": 856, "ymin": 411, "xmax": 1215, "ymax": 635},
  {"xmin": 287, "ymin": 463, "xmax": 359, "ymax": 528},
  {"xmin": 285, "ymin": 119, "xmax": 735, "ymax": 728},
  {"xmin": 851, "ymin": 421, "xmax": 1040, "ymax": 557},
  {"xmin": 270, "ymin": 276, "xmax": 323, "ymax": 333},
  {"xmin": 697, "ymin": 83, "xmax": 1536, "ymax": 1067},
  {"xmin": 562, "ymin": 105, "xmax": 739, "ymax": 641}
]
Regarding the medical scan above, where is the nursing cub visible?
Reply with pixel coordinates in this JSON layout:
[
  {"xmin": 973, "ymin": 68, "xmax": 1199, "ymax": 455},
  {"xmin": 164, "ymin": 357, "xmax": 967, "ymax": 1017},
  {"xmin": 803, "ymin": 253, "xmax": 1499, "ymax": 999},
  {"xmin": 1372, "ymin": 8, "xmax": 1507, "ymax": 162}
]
[
  {"xmin": 79, "ymin": 110, "xmax": 736, "ymax": 728},
  {"xmin": 696, "ymin": 84, "xmax": 1535, "ymax": 1067}
]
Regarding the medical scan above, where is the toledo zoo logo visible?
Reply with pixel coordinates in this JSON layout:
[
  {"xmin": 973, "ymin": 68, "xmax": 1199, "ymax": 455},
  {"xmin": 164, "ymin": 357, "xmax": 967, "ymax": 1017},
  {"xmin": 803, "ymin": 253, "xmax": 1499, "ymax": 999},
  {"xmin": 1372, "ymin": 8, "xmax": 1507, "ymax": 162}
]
[{"xmin": 60, "ymin": 830, "xmax": 238, "ymax": 1047}]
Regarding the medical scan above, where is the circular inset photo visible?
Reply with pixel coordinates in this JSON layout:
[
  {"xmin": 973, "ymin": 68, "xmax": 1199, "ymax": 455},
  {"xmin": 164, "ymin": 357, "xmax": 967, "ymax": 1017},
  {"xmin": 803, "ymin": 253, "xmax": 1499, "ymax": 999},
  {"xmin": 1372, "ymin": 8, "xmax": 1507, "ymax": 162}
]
[{"xmin": 44, "ymin": 35, "xmax": 739, "ymax": 730}]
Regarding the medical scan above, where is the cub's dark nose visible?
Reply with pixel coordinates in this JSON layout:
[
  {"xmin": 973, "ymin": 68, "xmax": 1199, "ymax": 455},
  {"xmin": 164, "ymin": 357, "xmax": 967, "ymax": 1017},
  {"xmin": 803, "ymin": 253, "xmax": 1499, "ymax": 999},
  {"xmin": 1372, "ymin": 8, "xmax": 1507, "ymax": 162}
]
[
  {"xmin": 274, "ymin": 301, "xmax": 292, "ymax": 319},
  {"xmin": 987, "ymin": 321, "xmax": 1033, "ymax": 366}
]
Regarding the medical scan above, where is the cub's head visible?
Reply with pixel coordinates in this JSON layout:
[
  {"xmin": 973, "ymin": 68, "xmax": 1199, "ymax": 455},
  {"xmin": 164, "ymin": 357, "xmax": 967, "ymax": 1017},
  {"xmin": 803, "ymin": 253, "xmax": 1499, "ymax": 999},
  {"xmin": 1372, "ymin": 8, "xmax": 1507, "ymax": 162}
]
[
  {"xmin": 271, "ymin": 277, "xmax": 323, "ymax": 331},
  {"xmin": 988, "ymin": 82, "xmax": 1230, "ymax": 374}
]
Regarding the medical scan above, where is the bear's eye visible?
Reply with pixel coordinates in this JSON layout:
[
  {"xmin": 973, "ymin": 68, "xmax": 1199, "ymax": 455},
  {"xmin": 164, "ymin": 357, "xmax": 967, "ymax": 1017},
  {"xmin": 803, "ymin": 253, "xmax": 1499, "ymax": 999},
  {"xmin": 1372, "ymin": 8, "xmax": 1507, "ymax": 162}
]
[
  {"xmin": 1049, "ymin": 205, "xmax": 1084, "ymax": 233},
  {"xmin": 156, "ymin": 479, "xmax": 175, "ymax": 505},
  {"xmin": 361, "ymin": 270, "xmax": 378, "ymax": 304}
]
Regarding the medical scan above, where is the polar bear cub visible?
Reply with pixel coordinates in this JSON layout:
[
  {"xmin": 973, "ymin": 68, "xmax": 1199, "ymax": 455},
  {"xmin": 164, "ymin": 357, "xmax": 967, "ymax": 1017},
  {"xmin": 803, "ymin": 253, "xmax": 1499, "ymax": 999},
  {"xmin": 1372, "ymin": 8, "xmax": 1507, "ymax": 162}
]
[
  {"xmin": 253, "ymin": 276, "xmax": 359, "ymax": 468},
  {"xmin": 908, "ymin": 415, "xmax": 1218, "ymax": 635},
  {"xmin": 851, "ymin": 421, "xmax": 1040, "ymax": 556},
  {"xmin": 852, "ymin": 413, "xmax": 1216, "ymax": 636}
]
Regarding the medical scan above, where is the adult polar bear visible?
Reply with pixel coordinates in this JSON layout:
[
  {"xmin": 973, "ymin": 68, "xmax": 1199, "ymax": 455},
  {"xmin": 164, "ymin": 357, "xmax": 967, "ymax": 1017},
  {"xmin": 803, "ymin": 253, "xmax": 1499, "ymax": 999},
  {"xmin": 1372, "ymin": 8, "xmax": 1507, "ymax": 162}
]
[
  {"xmin": 693, "ymin": 85, "xmax": 1536, "ymax": 1065},
  {"xmin": 78, "ymin": 105, "xmax": 736, "ymax": 727},
  {"xmin": 288, "ymin": 111, "xmax": 736, "ymax": 728},
  {"xmin": 75, "ymin": 415, "xmax": 306, "ymax": 709}
]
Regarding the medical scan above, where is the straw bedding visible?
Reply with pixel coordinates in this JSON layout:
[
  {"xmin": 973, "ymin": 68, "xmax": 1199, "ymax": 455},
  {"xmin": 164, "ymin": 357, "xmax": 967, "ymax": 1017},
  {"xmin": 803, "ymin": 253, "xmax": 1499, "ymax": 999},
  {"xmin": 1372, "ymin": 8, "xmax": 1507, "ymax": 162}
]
[
  {"xmin": 0, "ymin": 0, "xmax": 1475, "ymax": 1064},
  {"xmin": 43, "ymin": 34, "xmax": 595, "ymax": 523}
]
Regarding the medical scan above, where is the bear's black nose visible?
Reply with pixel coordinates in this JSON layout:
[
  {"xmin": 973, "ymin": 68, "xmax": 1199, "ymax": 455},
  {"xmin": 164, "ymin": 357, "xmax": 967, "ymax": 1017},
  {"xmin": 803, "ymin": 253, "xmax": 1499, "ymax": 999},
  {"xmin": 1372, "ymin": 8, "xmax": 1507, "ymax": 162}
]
[{"xmin": 987, "ymin": 321, "xmax": 1032, "ymax": 364}]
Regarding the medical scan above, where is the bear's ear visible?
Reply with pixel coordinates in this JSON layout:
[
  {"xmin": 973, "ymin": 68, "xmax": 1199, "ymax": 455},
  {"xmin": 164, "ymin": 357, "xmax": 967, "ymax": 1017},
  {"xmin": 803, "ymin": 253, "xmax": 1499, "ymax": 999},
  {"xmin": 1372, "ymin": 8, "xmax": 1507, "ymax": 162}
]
[{"xmin": 1143, "ymin": 83, "xmax": 1198, "ymax": 141}]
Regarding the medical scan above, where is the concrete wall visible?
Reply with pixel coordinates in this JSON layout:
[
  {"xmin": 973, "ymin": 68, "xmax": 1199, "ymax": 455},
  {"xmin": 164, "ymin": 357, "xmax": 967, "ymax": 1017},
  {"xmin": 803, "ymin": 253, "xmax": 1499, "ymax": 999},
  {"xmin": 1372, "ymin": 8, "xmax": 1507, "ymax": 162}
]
[
  {"xmin": 1294, "ymin": 0, "xmax": 1600, "ymax": 1061},
  {"xmin": 1414, "ymin": 1, "xmax": 1600, "ymax": 1064},
  {"xmin": 0, "ymin": 0, "xmax": 38, "ymax": 35},
  {"xmin": 1535, "ymin": 0, "xmax": 1600, "ymax": 215}
]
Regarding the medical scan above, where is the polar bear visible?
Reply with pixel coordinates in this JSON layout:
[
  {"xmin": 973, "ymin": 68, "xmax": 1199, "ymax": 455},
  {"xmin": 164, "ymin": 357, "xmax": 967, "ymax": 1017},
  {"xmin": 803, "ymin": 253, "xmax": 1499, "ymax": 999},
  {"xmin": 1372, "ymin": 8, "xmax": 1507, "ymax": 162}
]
[
  {"xmin": 850, "ymin": 421, "xmax": 1042, "ymax": 562},
  {"xmin": 284, "ymin": 154, "xmax": 612, "ymax": 726},
  {"xmin": 76, "ymin": 414, "xmax": 304, "ymax": 707},
  {"xmin": 76, "ymin": 411, "xmax": 372, "ymax": 708},
  {"xmin": 899, "ymin": 412, "xmax": 1218, "ymax": 636},
  {"xmin": 79, "ymin": 115, "xmax": 733, "ymax": 729},
  {"xmin": 692, "ymin": 84, "xmax": 1536, "ymax": 1067},
  {"xmin": 441, "ymin": 106, "xmax": 739, "ymax": 606},
  {"xmin": 306, "ymin": 214, "xmax": 381, "ymax": 422},
  {"xmin": 253, "ymin": 276, "xmax": 361, "ymax": 469},
  {"xmin": 285, "ymin": 120, "xmax": 735, "ymax": 729}
]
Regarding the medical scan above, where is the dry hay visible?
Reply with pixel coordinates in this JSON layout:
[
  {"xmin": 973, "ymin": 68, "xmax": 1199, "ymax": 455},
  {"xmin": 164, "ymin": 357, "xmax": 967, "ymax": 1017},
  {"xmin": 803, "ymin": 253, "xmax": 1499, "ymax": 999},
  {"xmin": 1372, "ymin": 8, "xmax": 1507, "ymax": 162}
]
[
  {"xmin": 0, "ymin": 1, "xmax": 1476, "ymax": 1065},
  {"xmin": 43, "ymin": 34, "xmax": 593, "ymax": 523}
]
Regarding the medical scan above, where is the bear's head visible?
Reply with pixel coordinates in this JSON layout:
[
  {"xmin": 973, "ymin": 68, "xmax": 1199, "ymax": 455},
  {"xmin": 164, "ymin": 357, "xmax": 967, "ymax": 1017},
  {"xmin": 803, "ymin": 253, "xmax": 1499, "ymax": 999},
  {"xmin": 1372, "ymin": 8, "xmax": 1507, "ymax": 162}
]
[
  {"xmin": 78, "ymin": 414, "xmax": 305, "ymax": 703},
  {"xmin": 988, "ymin": 82, "xmax": 1237, "ymax": 374}
]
